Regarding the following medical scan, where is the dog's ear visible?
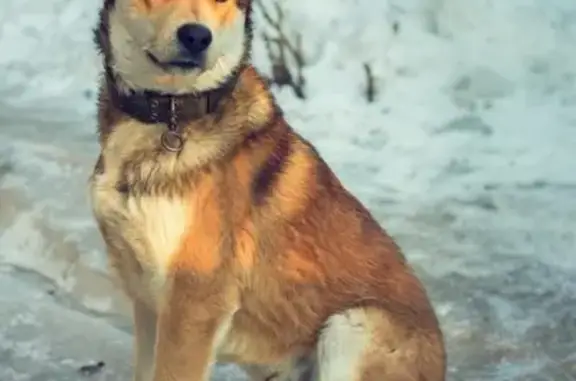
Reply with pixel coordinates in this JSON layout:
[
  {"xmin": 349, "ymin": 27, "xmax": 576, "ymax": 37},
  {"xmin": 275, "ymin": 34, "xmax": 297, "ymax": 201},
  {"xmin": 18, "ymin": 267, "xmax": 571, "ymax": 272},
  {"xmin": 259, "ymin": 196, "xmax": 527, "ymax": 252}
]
[
  {"xmin": 103, "ymin": 0, "xmax": 115, "ymax": 9},
  {"xmin": 237, "ymin": 0, "xmax": 251, "ymax": 11}
]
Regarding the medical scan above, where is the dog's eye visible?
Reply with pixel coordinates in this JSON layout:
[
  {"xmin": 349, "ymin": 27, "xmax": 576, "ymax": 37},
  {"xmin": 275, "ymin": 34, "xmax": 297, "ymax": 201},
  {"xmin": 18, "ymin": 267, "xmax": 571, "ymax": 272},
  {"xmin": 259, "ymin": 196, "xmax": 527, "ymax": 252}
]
[{"xmin": 215, "ymin": 0, "xmax": 227, "ymax": 3}]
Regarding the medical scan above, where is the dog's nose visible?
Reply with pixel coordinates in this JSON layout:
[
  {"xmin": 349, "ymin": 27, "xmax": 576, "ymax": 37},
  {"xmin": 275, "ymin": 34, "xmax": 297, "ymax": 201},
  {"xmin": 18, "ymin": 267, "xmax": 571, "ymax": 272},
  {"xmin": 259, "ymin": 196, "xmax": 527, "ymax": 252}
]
[{"xmin": 177, "ymin": 23, "xmax": 213, "ymax": 55}]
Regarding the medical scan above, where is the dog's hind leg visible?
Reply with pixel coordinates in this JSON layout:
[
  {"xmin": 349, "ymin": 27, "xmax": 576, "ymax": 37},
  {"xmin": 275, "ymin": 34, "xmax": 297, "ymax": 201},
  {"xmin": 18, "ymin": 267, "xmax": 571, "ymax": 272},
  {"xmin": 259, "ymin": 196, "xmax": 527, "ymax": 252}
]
[{"xmin": 316, "ymin": 307, "xmax": 445, "ymax": 381}]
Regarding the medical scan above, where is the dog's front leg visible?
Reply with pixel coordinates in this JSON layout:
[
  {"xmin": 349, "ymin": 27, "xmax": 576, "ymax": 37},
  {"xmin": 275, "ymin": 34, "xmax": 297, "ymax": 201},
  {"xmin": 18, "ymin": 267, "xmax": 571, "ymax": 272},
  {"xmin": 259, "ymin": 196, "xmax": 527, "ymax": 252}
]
[
  {"xmin": 152, "ymin": 274, "xmax": 236, "ymax": 381},
  {"xmin": 133, "ymin": 300, "xmax": 157, "ymax": 381}
]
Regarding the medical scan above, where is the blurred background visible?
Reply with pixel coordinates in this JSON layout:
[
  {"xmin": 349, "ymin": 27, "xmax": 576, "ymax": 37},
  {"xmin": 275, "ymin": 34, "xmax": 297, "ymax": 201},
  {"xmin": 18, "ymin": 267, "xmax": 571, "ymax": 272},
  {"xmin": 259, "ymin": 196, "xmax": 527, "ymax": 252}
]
[{"xmin": 0, "ymin": 0, "xmax": 575, "ymax": 380}]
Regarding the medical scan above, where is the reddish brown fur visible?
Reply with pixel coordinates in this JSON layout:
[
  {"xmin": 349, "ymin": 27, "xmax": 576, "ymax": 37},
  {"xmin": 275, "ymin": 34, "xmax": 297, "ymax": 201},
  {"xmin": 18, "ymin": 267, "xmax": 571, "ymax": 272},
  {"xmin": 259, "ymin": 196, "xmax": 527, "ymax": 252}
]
[
  {"xmin": 90, "ymin": 0, "xmax": 446, "ymax": 380},
  {"xmin": 133, "ymin": 0, "xmax": 241, "ymax": 26}
]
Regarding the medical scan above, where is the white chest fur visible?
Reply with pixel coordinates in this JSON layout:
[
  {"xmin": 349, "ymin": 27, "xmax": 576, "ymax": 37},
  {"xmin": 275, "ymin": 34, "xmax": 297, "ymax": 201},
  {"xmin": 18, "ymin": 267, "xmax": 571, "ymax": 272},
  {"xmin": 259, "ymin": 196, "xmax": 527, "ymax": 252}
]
[
  {"xmin": 89, "ymin": 121, "xmax": 192, "ymax": 303},
  {"xmin": 91, "ymin": 172, "xmax": 191, "ymax": 300}
]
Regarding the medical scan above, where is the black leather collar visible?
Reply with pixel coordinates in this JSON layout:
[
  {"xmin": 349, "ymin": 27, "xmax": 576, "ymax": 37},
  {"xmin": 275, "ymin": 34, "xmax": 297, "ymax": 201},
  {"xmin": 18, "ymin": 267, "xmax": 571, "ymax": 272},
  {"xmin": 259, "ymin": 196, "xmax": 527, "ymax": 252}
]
[{"xmin": 105, "ymin": 69, "xmax": 239, "ymax": 151}]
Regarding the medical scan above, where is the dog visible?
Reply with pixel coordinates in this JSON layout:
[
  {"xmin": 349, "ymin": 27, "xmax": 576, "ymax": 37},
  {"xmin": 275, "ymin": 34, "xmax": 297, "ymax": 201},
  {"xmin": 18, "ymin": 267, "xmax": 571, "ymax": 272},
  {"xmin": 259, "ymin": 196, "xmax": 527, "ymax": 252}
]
[{"xmin": 89, "ymin": 0, "xmax": 447, "ymax": 380}]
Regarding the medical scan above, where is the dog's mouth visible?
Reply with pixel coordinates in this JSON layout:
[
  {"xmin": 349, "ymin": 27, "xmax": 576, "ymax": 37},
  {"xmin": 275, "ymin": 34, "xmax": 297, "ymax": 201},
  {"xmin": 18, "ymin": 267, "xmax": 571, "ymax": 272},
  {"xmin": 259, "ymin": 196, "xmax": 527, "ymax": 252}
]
[{"xmin": 146, "ymin": 51, "xmax": 204, "ymax": 71}]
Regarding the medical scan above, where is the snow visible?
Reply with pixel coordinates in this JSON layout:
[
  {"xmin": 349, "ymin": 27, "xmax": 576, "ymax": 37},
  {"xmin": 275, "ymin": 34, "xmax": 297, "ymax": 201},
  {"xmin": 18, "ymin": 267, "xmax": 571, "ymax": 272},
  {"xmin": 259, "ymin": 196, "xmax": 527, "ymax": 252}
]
[{"xmin": 1, "ymin": 0, "xmax": 575, "ymax": 379}]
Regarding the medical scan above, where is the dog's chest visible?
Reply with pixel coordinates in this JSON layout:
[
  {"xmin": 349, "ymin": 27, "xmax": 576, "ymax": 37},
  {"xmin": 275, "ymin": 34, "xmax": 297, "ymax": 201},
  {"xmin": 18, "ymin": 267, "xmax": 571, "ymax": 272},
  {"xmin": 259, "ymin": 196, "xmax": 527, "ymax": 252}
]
[{"xmin": 89, "ymin": 125, "xmax": 192, "ymax": 303}]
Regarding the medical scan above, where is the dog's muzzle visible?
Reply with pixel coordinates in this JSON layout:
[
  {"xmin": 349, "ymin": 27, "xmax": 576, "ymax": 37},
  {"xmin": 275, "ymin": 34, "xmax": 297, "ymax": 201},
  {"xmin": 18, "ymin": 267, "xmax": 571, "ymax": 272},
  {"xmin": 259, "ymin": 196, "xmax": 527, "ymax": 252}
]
[{"xmin": 148, "ymin": 23, "xmax": 213, "ymax": 70}]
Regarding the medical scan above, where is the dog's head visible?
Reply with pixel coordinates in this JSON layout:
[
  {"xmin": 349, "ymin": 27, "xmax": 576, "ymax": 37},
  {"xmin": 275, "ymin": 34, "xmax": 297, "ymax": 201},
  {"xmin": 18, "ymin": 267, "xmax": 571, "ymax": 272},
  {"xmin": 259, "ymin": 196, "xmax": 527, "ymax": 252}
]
[{"xmin": 97, "ymin": 0, "xmax": 252, "ymax": 94}]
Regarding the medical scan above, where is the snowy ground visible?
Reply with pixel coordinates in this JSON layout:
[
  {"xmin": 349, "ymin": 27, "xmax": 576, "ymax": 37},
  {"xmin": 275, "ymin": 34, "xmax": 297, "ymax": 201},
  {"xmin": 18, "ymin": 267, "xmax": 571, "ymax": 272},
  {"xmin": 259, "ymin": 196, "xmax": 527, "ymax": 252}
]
[{"xmin": 1, "ymin": 0, "xmax": 576, "ymax": 380}]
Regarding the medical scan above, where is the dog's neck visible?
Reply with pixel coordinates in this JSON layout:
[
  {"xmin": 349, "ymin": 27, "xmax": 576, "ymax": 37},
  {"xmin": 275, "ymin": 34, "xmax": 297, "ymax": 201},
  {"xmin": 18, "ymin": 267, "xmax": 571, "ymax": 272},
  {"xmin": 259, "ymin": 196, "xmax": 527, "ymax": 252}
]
[
  {"xmin": 105, "ymin": 68, "xmax": 241, "ymax": 126},
  {"xmin": 104, "ymin": 67, "xmax": 243, "ymax": 150}
]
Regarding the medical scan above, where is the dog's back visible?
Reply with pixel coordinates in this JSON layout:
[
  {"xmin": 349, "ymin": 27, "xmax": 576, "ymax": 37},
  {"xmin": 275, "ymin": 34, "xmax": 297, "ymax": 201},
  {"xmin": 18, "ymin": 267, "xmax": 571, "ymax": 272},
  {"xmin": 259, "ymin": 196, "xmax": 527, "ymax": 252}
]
[{"xmin": 90, "ymin": 1, "xmax": 446, "ymax": 380}]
